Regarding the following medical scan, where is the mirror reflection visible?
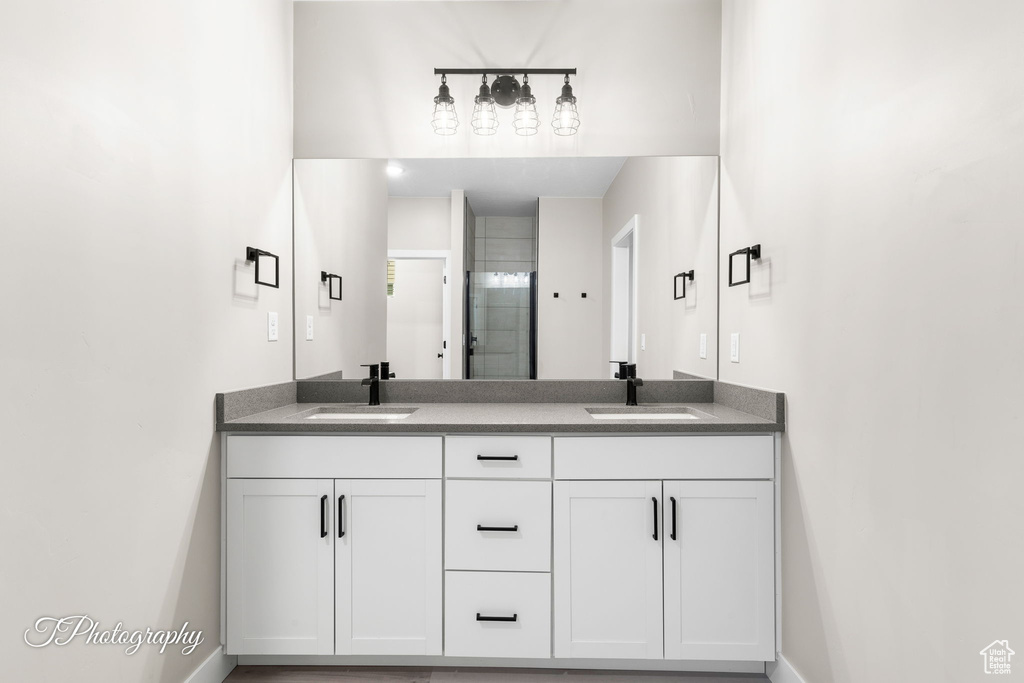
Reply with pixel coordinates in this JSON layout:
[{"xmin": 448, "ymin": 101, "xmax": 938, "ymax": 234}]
[{"xmin": 293, "ymin": 157, "xmax": 719, "ymax": 382}]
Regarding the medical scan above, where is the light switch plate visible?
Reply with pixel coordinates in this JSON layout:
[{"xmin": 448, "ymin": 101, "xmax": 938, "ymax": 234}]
[
  {"xmin": 699, "ymin": 333, "xmax": 708, "ymax": 359},
  {"xmin": 730, "ymin": 333, "xmax": 740, "ymax": 363},
  {"xmin": 306, "ymin": 315, "xmax": 314, "ymax": 341},
  {"xmin": 641, "ymin": 333, "xmax": 646, "ymax": 351},
  {"xmin": 268, "ymin": 312, "xmax": 278, "ymax": 342}
]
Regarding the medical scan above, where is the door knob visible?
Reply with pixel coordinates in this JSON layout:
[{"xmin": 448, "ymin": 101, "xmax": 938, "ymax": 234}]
[{"xmin": 437, "ymin": 352, "xmax": 444, "ymax": 358}]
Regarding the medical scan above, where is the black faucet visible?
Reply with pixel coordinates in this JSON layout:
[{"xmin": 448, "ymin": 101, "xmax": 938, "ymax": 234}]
[
  {"xmin": 624, "ymin": 363, "xmax": 644, "ymax": 406},
  {"xmin": 380, "ymin": 361, "xmax": 396, "ymax": 380},
  {"xmin": 609, "ymin": 360, "xmax": 629, "ymax": 379},
  {"xmin": 360, "ymin": 364, "xmax": 380, "ymax": 406}
]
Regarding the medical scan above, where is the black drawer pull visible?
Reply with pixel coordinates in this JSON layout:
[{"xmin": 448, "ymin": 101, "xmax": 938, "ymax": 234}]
[
  {"xmin": 477, "ymin": 524, "xmax": 519, "ymax": 532},
  {"xmin": 652, "ymin": 496, "xmax": 658, "ymax": 542},
  {"xmin": 670, "ymin": 496, "xmax": 677, "ymax": 541},
  {"xmin": 320, "ymin": 495, "xmax": 328, "ymax": 538},
  {"xmin": 477, "ymin": 454, "xmax": 519, "ymax": 461},
  {"xmin": 338, "ymin": 495, "xmax": 345, "ymax": 538},
  {"xmin": 476, "ymin": 613, "xmax": 518, "ymax": 622}
]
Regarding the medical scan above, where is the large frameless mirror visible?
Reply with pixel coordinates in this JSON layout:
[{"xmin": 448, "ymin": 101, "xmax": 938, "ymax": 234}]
[{"xmin": 292, "ymin": 156, "xmax": 719, "ymax": 382}]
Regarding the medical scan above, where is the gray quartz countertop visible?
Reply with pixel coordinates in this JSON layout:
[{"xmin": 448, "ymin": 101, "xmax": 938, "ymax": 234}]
[{"xmin": 216, "ymin": 401, "xmax": 782, "ymax": 433}]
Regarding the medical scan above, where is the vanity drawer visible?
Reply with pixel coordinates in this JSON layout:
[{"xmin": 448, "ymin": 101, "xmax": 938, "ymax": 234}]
[
  {"xmin": 445, "ymin": 436, "xmax": 551, "ymax": 479},
  {"xmin": 554, "ymin": 435, "xmax": 774, "ymax": 480},
  {"xmin": 226, "ymin": 435, "xmax": 442, "ymax": 479},
  {"xmin": 445, "ymin": 480, "xmax": 551, "ymax": 572},
  {"xmin": 444, "ymin": 571, "xmax": 551, "ymax": 658}
]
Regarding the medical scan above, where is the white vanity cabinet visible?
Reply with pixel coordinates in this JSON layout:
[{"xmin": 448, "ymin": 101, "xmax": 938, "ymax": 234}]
[
  {"xmin": 334, "ymin": 478, "xmax": 442, "ymax": 655},
  {"xmin": 552, "ymin": 480, "xmax": 665, "ymax": 659},
  {"xmin": 662, "ymin": 480, "xmax": 774, "ymax": 661},
  {"xmin": 443, "ymin": 435, "xmax": 552, "ymax": 659},
  {"xmin": 225, "ymin": 478, "xmax": 335, "ymax": 654},
  {"xmin": 552, "ymin": 436, "xmax": 776, "ymax": 663},
  {"xmin": 222, "ymin": 430, "xmax": 778, "ymax": 668},
  {"xmin": 224, "ymin": 436, "xmax": 443, "ymax": 656}
]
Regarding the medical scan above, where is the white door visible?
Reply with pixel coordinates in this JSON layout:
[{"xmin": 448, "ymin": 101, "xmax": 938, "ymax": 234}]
[
  {"xmin": 335, "ymin": 479, "xmax": 443, "ymax": 655},
  {"xmin": 663, "ymin": 480, "xmax": 775, "ymax": 661},
  {"xmin": 387, "ymin": 259, "xmax": 445, "ymax": 378},
  {"xmin": 553, "ymin": 480, "xmax": 663, "ymax": 659},
  {"xmin": 225, "ymin": 479, "xmax": 334, "ymax": 655}
]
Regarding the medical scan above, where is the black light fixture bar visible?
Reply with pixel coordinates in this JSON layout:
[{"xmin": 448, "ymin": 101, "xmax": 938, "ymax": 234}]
[{"xmin": 434, "ymin": 68, "xmax": 576, "ymax": 75}]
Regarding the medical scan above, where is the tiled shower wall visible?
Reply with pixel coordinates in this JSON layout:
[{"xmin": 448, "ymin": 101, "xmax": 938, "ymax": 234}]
[
  {"xmin": 469, "ymin": 216, "xmax": 537, "ymax": 379},
  {"xmin": 474, "ymin": 216, "xmax": 536, "ymax": 273}
]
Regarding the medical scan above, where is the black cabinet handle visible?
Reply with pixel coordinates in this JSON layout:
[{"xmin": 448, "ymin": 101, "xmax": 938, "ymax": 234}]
[
  {"xmin": 476, "ymin": 613, "xmax": 518, "ymax": 622},
  {"xmin": 652, "ymin": 496, "xmax": 658, "ymax": 541},
  {"xmin": 338, "ymin": 495, "xmax": 345, "ymax": 538},
  {"xmin": 320, "ymin": 495, "xmax": 328, "ymax": 538},
  {"xmin": 477, "ymin": 524, "xmax": 519, "ymax": 532},
  {"xmin": 477, "ymin": 454, "xmax": 519, "ymax": 461},
  {"xmin": 670, "ymin": 496, "xmax": 677, "ymax": 541}
]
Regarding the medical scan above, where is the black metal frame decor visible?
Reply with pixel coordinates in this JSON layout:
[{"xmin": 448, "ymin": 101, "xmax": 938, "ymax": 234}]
[
  {"xmin": 674, "ymin": 270, "xmax": 694, "ymax": 300},
  {"xmin": 245, "ymin": 247, "xmax": 279, "ymax": 288},
  {"xmin": 728, "ymin": 244, "xmax": 761, "ymax": 287},
  {"xmin": 320, "ymin": 271, "xmax": 342, "ymax": 301}
]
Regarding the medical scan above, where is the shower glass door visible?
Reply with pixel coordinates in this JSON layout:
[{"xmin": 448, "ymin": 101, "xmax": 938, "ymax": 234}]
[{"xmin": 467, "ymin": 270, "xmax": 536, "ymax": 379}]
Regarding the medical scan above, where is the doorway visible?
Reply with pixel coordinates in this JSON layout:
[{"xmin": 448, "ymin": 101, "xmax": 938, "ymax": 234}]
[
  {"xmin": 464, "ymin": 214, "xmax": 538, "ymax": 380},
  {"xmin": 610, "ymin": 215, "xmax": 639, "ymax": 377},
  {"xmin": 386, "ymin": 250, "xmax": 451, "ymax": 379}
]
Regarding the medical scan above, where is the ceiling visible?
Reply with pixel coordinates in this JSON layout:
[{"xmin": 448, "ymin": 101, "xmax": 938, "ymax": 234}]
[{"xmin": 386, "ymin": 157, "xmax": 626, "ymax": 217}]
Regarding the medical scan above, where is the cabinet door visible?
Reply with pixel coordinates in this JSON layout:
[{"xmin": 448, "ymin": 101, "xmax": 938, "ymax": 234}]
[
  {"xmin": 335, "ymin": 479, "xmax": 442, "ymax": 655},
  {"xmin": 226, "ymin": 479, "xmax": 334, "ymax": 655},
  {"xmin": 553, "ymin": 480, "xmax": 663, "ymax": 659},
  {"xmin": 663, "ymin": 480, "xmax": 774, "ymax": 661}
]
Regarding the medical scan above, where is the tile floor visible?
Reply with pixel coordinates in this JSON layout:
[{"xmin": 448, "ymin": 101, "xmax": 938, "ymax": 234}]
[{"xmin": 224, "ymin": 666, "xmax": 768, "ymax": 683}]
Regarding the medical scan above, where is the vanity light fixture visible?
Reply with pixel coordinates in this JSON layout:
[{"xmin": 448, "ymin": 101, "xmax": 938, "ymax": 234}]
[
  {"xmin": 432, "ymin": 69, "xmax": 578, "ymax": 136},
  {"xmin": 674, "ymin": 270, "xmax": 694, "ymax": 300},
  {"xmin": 552, "ymin": 74, "xmax": 580, "ymax": 136},
  {"xmin": 432, "ymin": 74, "xmax": 458, "ymax": 135},
  {"xmin": 728, "ymin": 244, "xmax": 762, "ymax": 287},
  {"xmin": 245, "ymin": 246, "xmax": 279, "ymax": 288},
  {"xmin": 513, "ymin": 75, "xmax": 539, "ymax": 136},
  {"xmin": 471, "ymin": 74, "xmax": 499, "ymax": 136},
  {"xmin": 321, "ymin": 271, "xmax": 342, "ymax": 301}
]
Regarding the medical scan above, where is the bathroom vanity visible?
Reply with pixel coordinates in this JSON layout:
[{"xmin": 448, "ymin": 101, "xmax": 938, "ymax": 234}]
[{"xmin": 216, "ymin": 379, "xmax": 784, "ymax": 675}]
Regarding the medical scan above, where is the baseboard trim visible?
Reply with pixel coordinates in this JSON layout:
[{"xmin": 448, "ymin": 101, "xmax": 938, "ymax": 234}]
[
  {"xmin": 184, "ymin": 646, "xmax": 237, "ymax": 683},
  {"xmin": 767, "ymin": 654, "xmax": 808, "ymax": 683},
  {"xmin": 236, "ymin": 655, "xmax": 764, "ymax": 674}
]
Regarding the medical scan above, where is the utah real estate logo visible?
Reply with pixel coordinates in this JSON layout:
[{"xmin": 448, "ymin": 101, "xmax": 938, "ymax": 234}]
[{"xmin": 979, "ymin": 640, "xmax": 1014, "ymax": 675}]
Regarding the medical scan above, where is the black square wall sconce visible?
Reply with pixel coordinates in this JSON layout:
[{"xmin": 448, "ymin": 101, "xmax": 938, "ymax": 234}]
[
  {"xmin": 728, "ymin": 244, "xmax": 761, "ymax": 287},
  {"xmin": 245, "ymin": 247, "xmax": 279, "ymax": 288},
  {"xmin": 674, "ymin": 270, "xmax": 694, "ymax": 299},
  {"xmin": 321, "ymin": 271, "xmax": 342, "ymax": 301}
]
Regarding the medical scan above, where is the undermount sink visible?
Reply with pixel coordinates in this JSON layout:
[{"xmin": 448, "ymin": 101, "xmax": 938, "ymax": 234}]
[
  {"xmin": 302, "ymin": 407, "xmax": 417, "ymax": 420},
  {"xmin": 585, "ymin": 406, "xmax": 710, "ymax": 421}
]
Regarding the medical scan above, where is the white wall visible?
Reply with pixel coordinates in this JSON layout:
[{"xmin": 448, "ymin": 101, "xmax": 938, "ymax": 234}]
[
  {"xmin": 602, "ymin": 157, "xmax": 720, "ymax": 379},
  {"xmin": 0, "ymin": 1, "xmax": 293, "ymax": 681},
  {"xmin": 720, "ymin": 1, "xmax": 1024, "ymax": 681},
  {"xmin": 294, "ymin": 159, "xmax": 389, "ymax": 379},
  {"xmin": 294, "ymin": 0, "xmax": 721, "ymax": 158},
  {"xmin": 538, "ymin": 198, "xmax": 605, "ymax": 379},
  {"xmin": 388, "ymin": 197, "xmax": 452, "ymax": 252}
]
